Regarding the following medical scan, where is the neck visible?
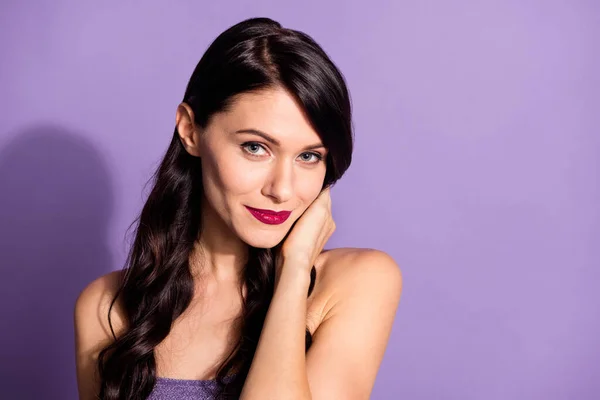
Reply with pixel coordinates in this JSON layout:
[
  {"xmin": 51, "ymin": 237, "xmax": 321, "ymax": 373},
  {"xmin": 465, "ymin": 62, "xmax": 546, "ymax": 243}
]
[{"xmin": 190, "ymin": 198, "xmax": 248, "ymax": 284}]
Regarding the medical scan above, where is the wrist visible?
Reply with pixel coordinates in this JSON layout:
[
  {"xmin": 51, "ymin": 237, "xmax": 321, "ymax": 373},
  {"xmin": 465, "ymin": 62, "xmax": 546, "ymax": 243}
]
[
  {"xmin": 277, "ymin": 252, "xmax": 313, "ymax": 272},
  {"xmin": 274, "ymin": 260, "xmax": 312, "ymax": 291}
]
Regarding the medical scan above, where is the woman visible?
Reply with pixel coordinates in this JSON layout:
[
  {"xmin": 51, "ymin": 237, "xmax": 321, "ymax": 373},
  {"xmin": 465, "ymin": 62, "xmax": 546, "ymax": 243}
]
[{"xmin": 74, "ymin": 17, "xmax": 402, "ymax": 400}]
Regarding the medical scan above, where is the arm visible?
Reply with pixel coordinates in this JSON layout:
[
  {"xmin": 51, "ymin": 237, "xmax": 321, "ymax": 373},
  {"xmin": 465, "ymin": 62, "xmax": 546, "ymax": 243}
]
[
  {"xmin": 240, "ymin": 188, "xmax": 402, "ymax": 399},
  {"xmin": 74, "ymin": 271, "xmax": 124, "ymax": 400},
  {"xmin": 240, "ymin": 261, "xmax": 313, "ymax": 400},
  {"xmin": 306, "ymin": 250, "xmax": 402, "ymax": 399},
  {"xmin": 240, "ymin": 249, "xmax": 402, "ymax": 400}
]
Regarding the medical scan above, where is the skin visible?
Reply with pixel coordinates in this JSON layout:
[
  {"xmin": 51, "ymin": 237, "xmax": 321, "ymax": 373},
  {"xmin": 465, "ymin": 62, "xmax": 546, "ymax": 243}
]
[{"xmin": 74, "ymin": 87, "xmax": 403, "ymax": 400}]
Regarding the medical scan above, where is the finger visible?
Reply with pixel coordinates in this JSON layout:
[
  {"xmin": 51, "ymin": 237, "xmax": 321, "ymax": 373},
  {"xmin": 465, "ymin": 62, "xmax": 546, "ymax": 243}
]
[{"xmin": 320, "ymin": 187, "xmax": 332, "ymax": 207}]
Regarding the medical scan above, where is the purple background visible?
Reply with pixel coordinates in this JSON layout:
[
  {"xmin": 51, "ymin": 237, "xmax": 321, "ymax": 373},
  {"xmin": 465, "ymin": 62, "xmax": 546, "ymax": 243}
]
[{"xmin": 1, "ymin": 1, "xmax": 598, "ymax": 399}]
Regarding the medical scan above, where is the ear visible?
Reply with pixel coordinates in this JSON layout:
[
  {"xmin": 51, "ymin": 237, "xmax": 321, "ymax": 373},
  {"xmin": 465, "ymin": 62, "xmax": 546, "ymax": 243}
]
[{"xmin": 176, "ymin": 102, "xmax": 202, "ymax": 157}]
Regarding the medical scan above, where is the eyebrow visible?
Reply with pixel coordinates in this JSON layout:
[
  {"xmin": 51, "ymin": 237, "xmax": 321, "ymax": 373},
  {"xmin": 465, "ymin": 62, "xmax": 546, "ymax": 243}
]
[{"xmin": 235, "ymin": 129, "xmax": 326, "ymax": 151}]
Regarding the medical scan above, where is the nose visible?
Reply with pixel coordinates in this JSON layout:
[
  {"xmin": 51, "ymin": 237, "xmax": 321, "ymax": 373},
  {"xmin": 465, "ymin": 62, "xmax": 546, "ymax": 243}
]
[{"xmin": 262, "ymin": 159, "xmax": 294, "ymax": 204}]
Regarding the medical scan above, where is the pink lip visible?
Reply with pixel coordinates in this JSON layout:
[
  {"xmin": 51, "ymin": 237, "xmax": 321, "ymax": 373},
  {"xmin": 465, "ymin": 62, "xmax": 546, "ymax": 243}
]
[{"xmin": 245, "ymin": 206, "xmax": 292, "ymax": 225}]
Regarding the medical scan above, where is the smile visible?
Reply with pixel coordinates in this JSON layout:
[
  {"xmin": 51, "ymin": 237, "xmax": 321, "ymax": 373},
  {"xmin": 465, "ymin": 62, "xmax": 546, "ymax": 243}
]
[{"xmin": 245, "ymin": 206, "xmax": 292, "ymax": 225}]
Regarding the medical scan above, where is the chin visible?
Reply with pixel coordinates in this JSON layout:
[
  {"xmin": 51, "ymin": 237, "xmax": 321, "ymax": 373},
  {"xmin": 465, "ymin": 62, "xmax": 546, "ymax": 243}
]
[
  {"xmin": 241, "ymin": 233, "xmax": 285, "ymax": 249},
  {"xmin": 236, "ymin": 225, "xmax": 288, "ymax": 249}
]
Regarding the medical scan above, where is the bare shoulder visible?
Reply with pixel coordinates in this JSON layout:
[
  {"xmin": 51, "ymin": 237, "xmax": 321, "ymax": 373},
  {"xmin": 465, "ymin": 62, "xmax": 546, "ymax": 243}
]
[
  {"xmin": 74, "ymin": 270, "xmax": 127, "ymax": 354},
  {"xmin": 74, "ymin": 270, "xmax": 127, "ymax": 398},
  {"xmin": 316, "ymin": 247, "xmax": 403, "ymax": 307},
  {"xmin": 305, "ymin": 248, "xmax": 403, "ymax": 398}
]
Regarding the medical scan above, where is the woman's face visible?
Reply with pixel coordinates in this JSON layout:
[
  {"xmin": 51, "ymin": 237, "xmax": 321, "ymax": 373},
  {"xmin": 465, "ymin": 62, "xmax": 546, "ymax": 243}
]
[{"xmin": 181, "ymin": 87, "xmax": 328, "ymax": 249}]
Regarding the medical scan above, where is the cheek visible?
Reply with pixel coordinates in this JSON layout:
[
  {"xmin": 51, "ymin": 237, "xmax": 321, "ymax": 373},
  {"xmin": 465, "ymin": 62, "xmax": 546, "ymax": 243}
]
[
  {"xmin": 296, "ymin": 169, "xmax": 326, "ymax": 204},
  {"xmin": 219, "ymin": 157, "xmax": 265, "ymax": 195},
  {"xmin": 202, "ymin": 150, "xmax": 264, "ymax": 204}
]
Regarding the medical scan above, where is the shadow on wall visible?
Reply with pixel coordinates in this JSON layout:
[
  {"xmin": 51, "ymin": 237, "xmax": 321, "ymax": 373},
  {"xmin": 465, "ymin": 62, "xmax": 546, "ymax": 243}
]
[{"xmin": 0, "ymin": 124, "xmax": 114, "ymax": 399}]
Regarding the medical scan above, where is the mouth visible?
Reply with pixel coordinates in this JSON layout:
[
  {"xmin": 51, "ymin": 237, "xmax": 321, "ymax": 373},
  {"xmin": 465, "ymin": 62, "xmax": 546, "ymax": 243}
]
[{"xmin": 245, "ymin": 206, "xmax": 292, "ymax": 225}]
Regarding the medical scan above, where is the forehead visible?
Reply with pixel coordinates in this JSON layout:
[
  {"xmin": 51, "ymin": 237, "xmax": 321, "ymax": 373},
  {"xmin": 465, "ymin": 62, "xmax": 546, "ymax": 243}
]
[{"xmin": 212, "ymin": 88, "xmax": 322, "ymax": 146}]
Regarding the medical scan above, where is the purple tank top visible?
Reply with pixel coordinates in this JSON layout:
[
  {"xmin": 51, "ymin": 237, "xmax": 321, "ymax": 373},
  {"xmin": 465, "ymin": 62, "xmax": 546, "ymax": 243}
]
[{"xmin": 147, "ymin": 377, "xmax": 221, "ymax": 400}]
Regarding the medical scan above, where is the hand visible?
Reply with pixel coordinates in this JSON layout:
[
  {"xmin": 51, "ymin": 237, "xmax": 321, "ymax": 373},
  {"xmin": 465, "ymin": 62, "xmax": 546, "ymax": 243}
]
[{"xmin": 276, "ymin": 187, "xmax": 336, "ymax": 278}]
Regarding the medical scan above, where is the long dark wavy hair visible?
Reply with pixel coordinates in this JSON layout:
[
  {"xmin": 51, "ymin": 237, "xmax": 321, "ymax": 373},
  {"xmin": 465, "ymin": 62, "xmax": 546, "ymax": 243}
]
[{"xmin": 97, "ymin": 17, "xmax": 353, "ymax": 399}]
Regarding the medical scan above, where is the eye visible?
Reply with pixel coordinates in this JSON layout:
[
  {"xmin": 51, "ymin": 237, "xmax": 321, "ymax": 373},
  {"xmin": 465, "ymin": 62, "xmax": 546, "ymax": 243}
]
[
  {"xmin": 298, "ymin": 152, "xmax": 323, "ymax": 164},
  {"xmin": 241, "ymin": 142, "xmax": 268, "ymax": 156}
]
